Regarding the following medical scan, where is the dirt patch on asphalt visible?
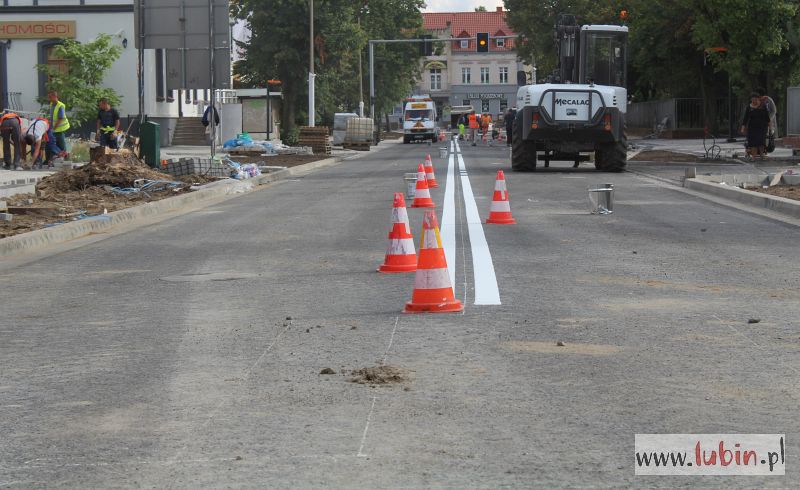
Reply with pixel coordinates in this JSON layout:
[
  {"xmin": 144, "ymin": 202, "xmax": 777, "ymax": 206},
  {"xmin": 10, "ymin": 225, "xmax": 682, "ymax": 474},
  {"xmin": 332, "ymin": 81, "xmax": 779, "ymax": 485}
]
[
  {"xmin": 504, "ymin": 341, "xmax": 621, "ymax": 355},
  {"xmin": 629, "ymin": 150, "xmax": 700, "ymax": 162},
  {"xmin": 748, "ymin": 184, "xmax": 800, "ymax": 201},
  {"xmin": 349, "ymin": 365, "xmax": 412, "ymax": 385}
]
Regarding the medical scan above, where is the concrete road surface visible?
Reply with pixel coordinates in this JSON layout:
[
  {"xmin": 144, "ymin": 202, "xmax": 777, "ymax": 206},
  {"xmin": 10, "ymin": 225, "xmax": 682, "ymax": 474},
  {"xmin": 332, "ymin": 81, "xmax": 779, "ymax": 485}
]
[{"xmin": 1, "ymin": 140, "xmax": 798, "ymax": 488}]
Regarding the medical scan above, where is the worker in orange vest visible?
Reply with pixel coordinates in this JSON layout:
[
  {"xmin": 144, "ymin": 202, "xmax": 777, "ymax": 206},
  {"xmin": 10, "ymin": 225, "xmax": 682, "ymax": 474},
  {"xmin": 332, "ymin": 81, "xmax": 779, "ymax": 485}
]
[
  {"xmin": 1, "ymin": 112, "xmax": 23, "ymax": 170},
  {"xmin": 467, "ymin": 110, "xmax": 479, "ymax": 146},
  {"xmin": 480, "ymin": 113, "xmax": 493, "ymax": 146},
  {"xmin": 21, "ymin": 118, "xmax": 65, "ymax": 169}
]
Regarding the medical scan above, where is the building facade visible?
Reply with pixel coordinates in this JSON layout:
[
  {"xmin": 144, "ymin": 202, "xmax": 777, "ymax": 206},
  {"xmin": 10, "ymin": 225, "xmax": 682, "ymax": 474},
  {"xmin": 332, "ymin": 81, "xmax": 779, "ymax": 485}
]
[
  {"xmin": 0, "ymin": 0, "xmax": 224, "ymax": 145},
  {"xmin": 417, "ymin": 7, "xmax": 530, "ymax": 126}
]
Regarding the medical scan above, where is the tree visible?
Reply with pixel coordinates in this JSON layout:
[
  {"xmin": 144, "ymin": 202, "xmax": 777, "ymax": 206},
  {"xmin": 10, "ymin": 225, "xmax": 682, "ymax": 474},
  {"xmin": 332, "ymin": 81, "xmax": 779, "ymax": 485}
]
[
  {"xmin": 36, "ymin": 34, "xmax": 122, "ymax": 127},
  {"xmin": 233, "ymin": 0, "xmax": 424, "ymax": 136},
  {"xmin": 474, "ymin": 6, "xmax": 487, "ymax": 12}
]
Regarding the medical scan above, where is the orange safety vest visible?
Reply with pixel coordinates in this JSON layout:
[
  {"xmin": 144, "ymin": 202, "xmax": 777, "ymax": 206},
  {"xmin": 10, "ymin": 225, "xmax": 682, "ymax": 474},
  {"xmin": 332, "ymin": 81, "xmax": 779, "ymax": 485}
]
[
  {"xmin": 0, "ymin": 113, "xmax": 21, "ymax": 125},
  {"xmin": 481, "ymin": 114, "xmax": 491, "ymax": 128},
  {"xmin": 468, "ymin": 114, "xmax": 479, "ymax": 129}
]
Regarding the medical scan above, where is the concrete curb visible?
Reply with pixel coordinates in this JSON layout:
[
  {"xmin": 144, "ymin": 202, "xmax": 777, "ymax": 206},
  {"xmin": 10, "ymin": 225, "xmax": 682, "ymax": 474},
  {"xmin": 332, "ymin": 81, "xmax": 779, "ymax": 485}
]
[{"xmin": 684, "ymin": 178, "xmax": 800, "ymax": 219}]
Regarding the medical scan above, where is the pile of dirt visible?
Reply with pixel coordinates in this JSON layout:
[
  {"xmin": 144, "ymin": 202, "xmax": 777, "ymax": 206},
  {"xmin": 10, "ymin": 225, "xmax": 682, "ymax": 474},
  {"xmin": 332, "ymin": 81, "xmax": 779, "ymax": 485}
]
[
  {"xmin": 629, "ymin": 150, "xmax": 700, "ymax": 162},
  {"xmin": 36, "ymin": 153, "xmax": 176, "ymax": 197},
  {"xmin": 749, "ymin": 184, "xmax": 800, "ymax": 201},
  {"xmin": 349, "ymin": 365, "xmax": 411, "ymax": 385}
]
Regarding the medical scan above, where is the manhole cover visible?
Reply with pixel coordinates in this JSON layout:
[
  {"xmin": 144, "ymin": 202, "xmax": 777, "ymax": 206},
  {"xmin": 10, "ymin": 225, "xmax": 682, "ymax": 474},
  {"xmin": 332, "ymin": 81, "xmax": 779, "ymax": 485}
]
[{"xmin": 160, "ymin": 272, "xmax": 258, "ymax": 283}]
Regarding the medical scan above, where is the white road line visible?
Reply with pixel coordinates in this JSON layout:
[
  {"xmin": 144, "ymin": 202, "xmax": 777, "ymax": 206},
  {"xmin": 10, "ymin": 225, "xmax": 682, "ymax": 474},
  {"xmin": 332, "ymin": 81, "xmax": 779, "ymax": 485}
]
[
  {"xmin": 441, "ymin": 141, "xmax": 457, "ymax": 288},
  {"xmin": 456, "ymin": 151, "xmax": 501, "ymax": 305},
  {"xmin": 356, "ymin": 396, "xmax": 377, "ymax": 457}
]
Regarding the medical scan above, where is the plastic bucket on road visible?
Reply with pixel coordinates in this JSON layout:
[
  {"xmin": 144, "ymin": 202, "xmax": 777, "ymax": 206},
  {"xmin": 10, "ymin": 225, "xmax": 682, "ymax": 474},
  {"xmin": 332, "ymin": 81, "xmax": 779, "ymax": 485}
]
[
  {"xmin": 588, "ymin": 183, "xmax": 614, "ymax": 215},
  {"xmin": 404, "ymin": 173, "xmax": 418, "ymax": 200},
  {"xmin": 439, "ymin": 147, "xmax": 448, "ymax": 158}
]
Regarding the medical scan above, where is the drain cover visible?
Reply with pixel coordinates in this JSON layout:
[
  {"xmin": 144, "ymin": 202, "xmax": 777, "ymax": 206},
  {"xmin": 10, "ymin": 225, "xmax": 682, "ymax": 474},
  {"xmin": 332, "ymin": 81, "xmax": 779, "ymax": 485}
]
[{"xmin": 160, "ymin": 272, "xmax": 258, "ymax": 283}]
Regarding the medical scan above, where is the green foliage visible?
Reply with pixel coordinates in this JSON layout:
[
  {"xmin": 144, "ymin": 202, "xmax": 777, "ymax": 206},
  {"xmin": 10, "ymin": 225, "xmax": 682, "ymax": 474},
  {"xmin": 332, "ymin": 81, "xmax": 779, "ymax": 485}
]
[
  {"xmin": 233, "ymin": 0, "xmax": 424, "ymax": 133},
  {"xmin": 36, "ymin": 34, "xmax": 122, "ymax": 126},
  {"xmin": 475, "ymin": 6, "xmax": 487, "ymax": 12},
  {"xmin": 281, "ymin": 125, "xmax": 300, "ymax": 146}
]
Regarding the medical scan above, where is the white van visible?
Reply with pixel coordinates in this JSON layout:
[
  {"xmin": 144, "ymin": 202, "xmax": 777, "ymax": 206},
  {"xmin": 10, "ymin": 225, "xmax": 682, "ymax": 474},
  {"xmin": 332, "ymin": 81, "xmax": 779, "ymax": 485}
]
[{"xmin": 402, "ymin": 96, "xmax": 437, "ymax": 143}]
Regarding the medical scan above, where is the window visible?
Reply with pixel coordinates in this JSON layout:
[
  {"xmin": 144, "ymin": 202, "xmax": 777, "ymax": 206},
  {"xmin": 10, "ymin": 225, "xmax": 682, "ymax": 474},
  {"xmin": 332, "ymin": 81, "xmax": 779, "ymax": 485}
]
[
  {"xmin": 500, "ymin": 99, "xmax": 508, "ymax": 113},
  {"xmin": 499, "ymin": 67, "xmax": 508, "ymax": 84},
  {"xmin": 461, "ymin": 67, "xmax": 471, "ymax": 84},
  {"xmin": 155, "ymin": 50, "xmax": 165, "ymax": 101},
  {"xmin": 496, "ymin": 38, "xmax": 505, "ymax": 48},
  {"xmin": 462, "ymin": 99, "xmax": 471, "ymax": 106},
  {"xmin": 481, "ymin": 100, "xmax": 490, "ymax": 112},
  {"xmin": 480, "ymin": 67, "xmax": 490, "ymax": 84},
  {"xmin": 460, "ymin": 39, "xmax": 469, "ymax": 49},
  {"xmin": 430, "ymin": 68, "xmax": 442, "ymax": 91},
  {"xmin": 37, "ymin": 40, "xmax": 65, "ymax": 98}
]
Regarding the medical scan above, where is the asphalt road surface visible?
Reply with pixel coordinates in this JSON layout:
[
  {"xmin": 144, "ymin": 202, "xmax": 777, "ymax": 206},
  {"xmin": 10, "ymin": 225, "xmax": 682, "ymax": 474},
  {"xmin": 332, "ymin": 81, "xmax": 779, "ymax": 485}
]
[{"xmin": 1, "ymin": 140, "xmax": 798, "ymax": 488}]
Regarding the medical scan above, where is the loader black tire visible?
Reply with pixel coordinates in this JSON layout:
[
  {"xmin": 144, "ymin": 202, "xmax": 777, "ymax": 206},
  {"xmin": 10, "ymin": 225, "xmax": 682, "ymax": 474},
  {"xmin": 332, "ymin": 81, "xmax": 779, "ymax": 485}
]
[
  {"xmin": 511, "ymin": 115, "xmax": 537, "ymax": 171},
  {"xmin": 594, "ymin": 127, "xmax": 627, "ymax": 172}
]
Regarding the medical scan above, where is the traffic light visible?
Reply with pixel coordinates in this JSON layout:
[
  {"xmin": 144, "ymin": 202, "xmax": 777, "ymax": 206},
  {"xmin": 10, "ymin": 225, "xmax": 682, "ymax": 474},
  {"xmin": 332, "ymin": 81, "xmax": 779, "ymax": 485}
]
[{"xmin": 476, "ymin": 32, "xmax": 489, "ymax": 53}]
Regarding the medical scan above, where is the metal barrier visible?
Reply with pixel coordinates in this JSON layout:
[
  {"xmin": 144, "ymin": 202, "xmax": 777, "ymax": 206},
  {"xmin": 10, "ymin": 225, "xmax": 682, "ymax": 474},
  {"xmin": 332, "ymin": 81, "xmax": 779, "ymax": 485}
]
[{"xmin": 628, "ymin": 97, "xmax": 741, "ymax": 134}]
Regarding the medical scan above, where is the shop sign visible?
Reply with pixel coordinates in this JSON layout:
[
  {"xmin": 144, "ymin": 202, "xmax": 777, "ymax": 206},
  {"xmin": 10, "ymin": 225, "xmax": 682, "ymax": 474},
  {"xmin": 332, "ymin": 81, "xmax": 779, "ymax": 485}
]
[
  {"xmin": 0, "ymin": 21, "xmax": 76, "ymax": 39},
  {"xmin": 467, "ymin": 93, "xmax": 505, "ymax": 100}
]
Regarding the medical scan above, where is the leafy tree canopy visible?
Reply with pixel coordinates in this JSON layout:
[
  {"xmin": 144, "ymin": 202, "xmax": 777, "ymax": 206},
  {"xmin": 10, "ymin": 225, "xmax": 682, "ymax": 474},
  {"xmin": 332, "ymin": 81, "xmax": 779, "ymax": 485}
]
[{"xmin": 36, "ymin": 34, "xmax": 122, "ymax": 127}]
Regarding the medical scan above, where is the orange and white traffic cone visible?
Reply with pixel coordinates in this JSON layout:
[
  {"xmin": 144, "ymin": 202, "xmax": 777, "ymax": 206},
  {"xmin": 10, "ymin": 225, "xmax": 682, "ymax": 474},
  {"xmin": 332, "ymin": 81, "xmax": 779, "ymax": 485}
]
[
  {"xmin": 423, "ymin": 154, "xmax": 438, "ymax": 188},
  {"xmin": 378, "ymin": 192, "xmax": 417, "ymax": 273},
  {"xmin": 486, "ymin": 170, "xmax": 516, "ymax": 224},
  {"xmin": 404, "ymin": 211, "xmax": 463, "ymax": 313},
  {"xmin": 411, "ymin": 163, "xmax": 435, "ymax": 208}
]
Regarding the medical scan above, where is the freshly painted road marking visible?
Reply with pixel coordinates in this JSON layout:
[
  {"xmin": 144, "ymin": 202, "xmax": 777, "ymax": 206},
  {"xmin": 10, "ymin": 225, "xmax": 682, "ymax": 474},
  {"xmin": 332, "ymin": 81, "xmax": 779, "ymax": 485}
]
[
  {"xmin": 441, "ymin": 141, "xmax": 457, "ymax": 288},
  {"xmin": 455, "ymin": 145, "xmax": 501, "ymax": 305}
]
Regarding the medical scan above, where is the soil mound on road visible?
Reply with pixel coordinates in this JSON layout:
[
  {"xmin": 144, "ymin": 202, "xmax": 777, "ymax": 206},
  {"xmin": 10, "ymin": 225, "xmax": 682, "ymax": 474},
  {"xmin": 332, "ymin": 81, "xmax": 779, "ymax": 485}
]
[
  {"xmin": 349, "ymin": 365, "xmax": 411, "ymax": 385},
  {"xmin": 36, "ymin": 153, "xmax": 175, "ymax": 197}
]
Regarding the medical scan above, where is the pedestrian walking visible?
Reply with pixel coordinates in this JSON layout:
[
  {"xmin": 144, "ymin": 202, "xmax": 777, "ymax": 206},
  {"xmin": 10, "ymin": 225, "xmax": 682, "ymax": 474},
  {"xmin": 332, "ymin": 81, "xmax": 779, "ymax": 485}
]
[
  {"xmin": 480, "ymin": 113, "xmax": 492, "ymax": 146},
  {"xmin": 756, "ymin": 86, "xmax": 778, "ymax": 141},
  {"xmin": 96, "ymin": 98, "xmax": 121, "ymax": 149},
  {"xmin": 47, "ymin": 90, "xmax": 70, "ymax": 160},
  {"xmin": 21, "ymin": 117, "xmax": 65, "ymax": 169},
  {"xmin": 740, "ymin": 92, "xmax": 771, "ymax": 161},
  {"xmin": 468, "ymin": 110, "xmax": 479, "ymax": 146},
  {"xmin": 504, "ymin": 106, "xmax": 517, "ymax": 146},
  {"xmin": 1, "ymin": 112, "xmax": 23, "ymax": 170}
]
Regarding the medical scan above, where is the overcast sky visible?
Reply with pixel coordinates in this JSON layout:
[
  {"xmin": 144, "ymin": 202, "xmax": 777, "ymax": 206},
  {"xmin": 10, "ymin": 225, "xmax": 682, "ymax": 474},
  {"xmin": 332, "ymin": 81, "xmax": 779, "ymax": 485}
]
[{"xmin": 422, "ymin": 0, "xmax": 504, "ymax": 12}]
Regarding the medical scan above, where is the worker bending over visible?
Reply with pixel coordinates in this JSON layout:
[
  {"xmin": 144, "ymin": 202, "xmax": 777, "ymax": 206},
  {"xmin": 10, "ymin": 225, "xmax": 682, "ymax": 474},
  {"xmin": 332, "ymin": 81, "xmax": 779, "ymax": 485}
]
[
  {"xmin": 1, "ymin": 112, "xmax": 23, "ymax": 170},
  {"xmin": 21, "ymin": 118, "xmax": 65, "ymax": 169}
]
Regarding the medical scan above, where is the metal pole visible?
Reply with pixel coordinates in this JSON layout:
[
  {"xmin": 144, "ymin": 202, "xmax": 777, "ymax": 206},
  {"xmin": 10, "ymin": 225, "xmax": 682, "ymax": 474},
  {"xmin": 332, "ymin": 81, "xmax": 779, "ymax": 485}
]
[
  {"xmin": 138, "ymin": 0, "xmax": 145, "ymax": 122},
  {"xmin": 727, "ymin": 72, "xmax": 736, "ymax": 142},
  {"xmin": 308, "ymin": 0, "xmax": 315, "ymax": 127},
  {"xmin": 358, "ymin": 17, "xmax": 364, "ymax": 117},
  {"xmin": 209, "ymin": 0, "xmax": 216, "ymax": 157},
  {"xmin": 369, "ymin": 41, "xmax": 374, "ymax": 120}
]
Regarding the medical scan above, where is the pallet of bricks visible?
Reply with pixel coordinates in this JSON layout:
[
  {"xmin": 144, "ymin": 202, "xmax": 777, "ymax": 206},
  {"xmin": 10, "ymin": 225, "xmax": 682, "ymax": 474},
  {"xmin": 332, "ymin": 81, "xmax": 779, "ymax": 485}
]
[
  {"xmin": 298, "ymin": 126, "xmax": 331, "ymax": 155},
  {"xmin": 343, "ymin": 118, "xmax": 373, "ymax": 151},
  {"xmin": 162, "ymin": 158, "xmax": 229, "ymax": 177}
]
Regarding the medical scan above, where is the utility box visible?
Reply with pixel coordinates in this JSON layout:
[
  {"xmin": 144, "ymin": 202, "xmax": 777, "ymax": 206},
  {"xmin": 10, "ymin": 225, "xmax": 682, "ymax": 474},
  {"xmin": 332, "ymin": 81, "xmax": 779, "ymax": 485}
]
[{"xmin": 140, "ymin": 121, "xmax": 161, "ymax": 168}]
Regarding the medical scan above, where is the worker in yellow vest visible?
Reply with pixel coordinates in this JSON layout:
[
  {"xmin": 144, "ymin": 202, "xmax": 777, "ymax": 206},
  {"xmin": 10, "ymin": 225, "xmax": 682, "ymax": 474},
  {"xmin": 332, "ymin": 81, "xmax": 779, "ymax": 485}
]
[{"xmin": 48, "ymin": 90, "xmax": 70, "ymax": 160}]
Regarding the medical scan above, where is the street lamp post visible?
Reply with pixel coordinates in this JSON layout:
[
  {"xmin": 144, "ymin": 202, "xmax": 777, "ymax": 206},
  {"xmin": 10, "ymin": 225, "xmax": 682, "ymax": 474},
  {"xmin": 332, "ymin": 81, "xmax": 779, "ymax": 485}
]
[{"xmin": 308, "ymin": 0, "xmax": 315, "ymax": 127}]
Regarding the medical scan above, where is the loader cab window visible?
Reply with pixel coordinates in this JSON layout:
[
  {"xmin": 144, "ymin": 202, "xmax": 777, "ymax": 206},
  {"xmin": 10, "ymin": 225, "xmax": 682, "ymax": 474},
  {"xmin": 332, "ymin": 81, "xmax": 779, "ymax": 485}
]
[{"xmin": 580, "ymin": 30, "xmax": 627, "ymax": 87}]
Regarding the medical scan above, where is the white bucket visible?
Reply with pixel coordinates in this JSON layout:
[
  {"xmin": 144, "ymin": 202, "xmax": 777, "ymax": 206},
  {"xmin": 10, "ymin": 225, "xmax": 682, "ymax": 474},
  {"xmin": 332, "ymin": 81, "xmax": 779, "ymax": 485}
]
[
  {"xmin": 588, "ymin": 183, "xmax": 614, "ymax": 214},
  {"xmin": 439, "ymin": 147, "xmax": 448, "ymax": 158},
  {"xmin": 404, "ymin": 173, "xmax": 417, "ymax": 200}
]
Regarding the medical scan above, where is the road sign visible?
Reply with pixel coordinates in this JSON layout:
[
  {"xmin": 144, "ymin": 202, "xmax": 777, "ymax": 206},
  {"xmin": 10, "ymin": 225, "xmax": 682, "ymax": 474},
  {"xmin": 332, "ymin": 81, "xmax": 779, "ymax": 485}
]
[
  {"xmin": 165, "ymin": 48, "xmax": 231, "ymax": 89},
  {"xmin": 134, "ymin": 0, "xmax": 230, "ymax": 50}
]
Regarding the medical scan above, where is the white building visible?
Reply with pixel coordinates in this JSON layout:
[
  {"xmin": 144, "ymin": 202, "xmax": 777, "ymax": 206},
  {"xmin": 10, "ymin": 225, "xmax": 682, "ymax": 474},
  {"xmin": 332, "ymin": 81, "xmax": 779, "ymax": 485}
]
[{"xmin": 0, "ymin": 0, "xmax": 223, "ymax": 146}]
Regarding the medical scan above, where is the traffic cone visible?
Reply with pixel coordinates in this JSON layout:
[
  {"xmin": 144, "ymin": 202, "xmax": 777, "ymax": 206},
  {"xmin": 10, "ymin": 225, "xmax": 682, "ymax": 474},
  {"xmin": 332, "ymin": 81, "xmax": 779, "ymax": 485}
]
[
  {"xmin": 486, "ymin": 170, "xmax": 517, "ymax": 224},
  {"xmin": 424, "ymin": 154, "xmax": 439, "ymax": 188},
  {"xmin": 411, "ymin": 163, "xmax": 435, "ymax": 208},
  {"xmin": 404, "ymin": 211, "xmax": 463, "ymax": 313},
  {"xmin": 378, "ymin": 192, "xmax": 417, "ymax": 273}
]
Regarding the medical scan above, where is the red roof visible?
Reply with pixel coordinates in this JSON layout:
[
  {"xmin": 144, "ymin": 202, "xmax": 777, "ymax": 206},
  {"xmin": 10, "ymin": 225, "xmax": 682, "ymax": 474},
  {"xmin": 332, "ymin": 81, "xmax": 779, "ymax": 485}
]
[{"xmin": 423, "ymin": 9, "xmax": 516, "ymax": 52}]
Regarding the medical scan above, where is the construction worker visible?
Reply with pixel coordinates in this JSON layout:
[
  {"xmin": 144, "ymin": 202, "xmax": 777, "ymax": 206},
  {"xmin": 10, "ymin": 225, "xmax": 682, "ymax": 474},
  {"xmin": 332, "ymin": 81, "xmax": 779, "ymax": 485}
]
[
  {"xmin": 467, "ymin": 110, "xmax": 479, "ymax": 146},
  {"xmin": 1, "ymin": 112, "xmax": 23, "ymax": 170},
  {"xmin": 480, "ymin": 113, "xmax": 493, "ymax": 146},
  {"xmin": 96, "ymin": 98, "xmax": 121, "ymax": 149},
  {"xmin": 48, "ymin": 90, "xmax": 70, "ymax": 160},
  {"xmin": 21, "ymin": 117, "xmax": 65, "ymax": 169}
]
